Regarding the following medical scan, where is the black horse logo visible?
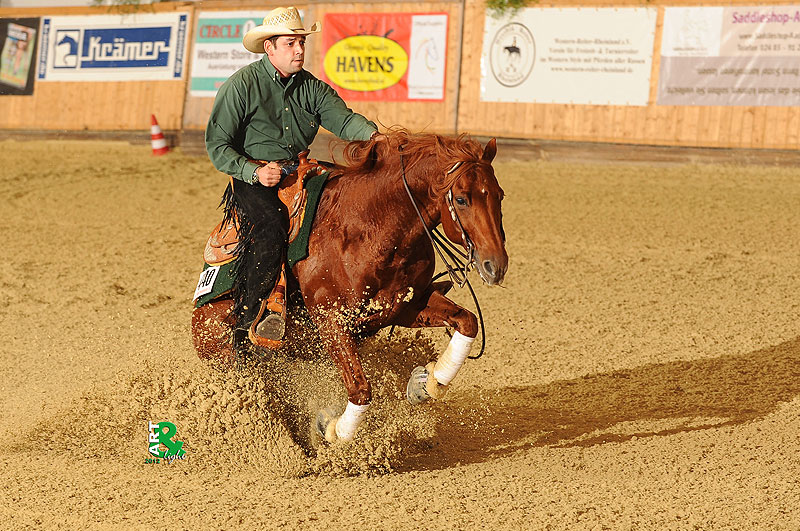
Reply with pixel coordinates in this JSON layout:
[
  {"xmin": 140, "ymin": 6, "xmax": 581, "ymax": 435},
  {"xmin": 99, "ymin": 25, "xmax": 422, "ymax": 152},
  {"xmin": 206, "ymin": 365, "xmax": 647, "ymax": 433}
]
[
  {"xmin": 502, "ymin": 37, "xmax": 521, "ymax": 73},
  {"xmin": 491, "ymin": 23, "xmax": 535, "ymax": 87},
  {"xmin": 503, "ymin": 37, "xmax": 520, "ymax": 57}
]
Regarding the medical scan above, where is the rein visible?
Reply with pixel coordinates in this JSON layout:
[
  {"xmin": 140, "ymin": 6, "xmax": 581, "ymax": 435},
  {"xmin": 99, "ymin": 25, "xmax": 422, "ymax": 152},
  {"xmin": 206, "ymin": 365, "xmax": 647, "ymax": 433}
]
[
  {"xmin": 399, "ymin": 146, "xmax": 475, "ymax": 287},
  {"xmin": 397, "ymin": 145, "xmax": 486, "ymax": 360}
]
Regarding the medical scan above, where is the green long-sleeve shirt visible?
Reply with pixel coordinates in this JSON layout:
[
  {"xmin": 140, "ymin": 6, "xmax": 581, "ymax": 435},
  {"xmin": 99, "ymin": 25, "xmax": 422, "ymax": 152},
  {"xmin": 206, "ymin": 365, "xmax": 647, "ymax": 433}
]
[{"xmin": 205, "ymin": 54, "xmax": 378, "ymax": 183}]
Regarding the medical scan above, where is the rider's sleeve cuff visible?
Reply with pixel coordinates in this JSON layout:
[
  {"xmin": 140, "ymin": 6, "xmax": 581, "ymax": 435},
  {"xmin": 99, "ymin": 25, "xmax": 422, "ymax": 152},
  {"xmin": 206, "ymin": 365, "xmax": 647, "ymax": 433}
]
[{"xmin": 242, "ymin": 160, "xmax": 261, "ymax": 184}]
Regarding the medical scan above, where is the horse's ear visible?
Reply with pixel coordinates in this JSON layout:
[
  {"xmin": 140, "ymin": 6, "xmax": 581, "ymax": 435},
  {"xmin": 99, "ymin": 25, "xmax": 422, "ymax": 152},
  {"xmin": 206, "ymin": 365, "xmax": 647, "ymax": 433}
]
[{"xmin": 482, "ymin": 138, "xmax": 497, "ymax": 163}]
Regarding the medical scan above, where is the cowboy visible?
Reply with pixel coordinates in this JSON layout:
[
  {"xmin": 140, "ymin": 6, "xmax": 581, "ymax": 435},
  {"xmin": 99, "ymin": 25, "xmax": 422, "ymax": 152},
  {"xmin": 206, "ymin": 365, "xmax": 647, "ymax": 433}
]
[{"xmin": 205, "ymin": 7, "xmax": 380, "ymax": 351}]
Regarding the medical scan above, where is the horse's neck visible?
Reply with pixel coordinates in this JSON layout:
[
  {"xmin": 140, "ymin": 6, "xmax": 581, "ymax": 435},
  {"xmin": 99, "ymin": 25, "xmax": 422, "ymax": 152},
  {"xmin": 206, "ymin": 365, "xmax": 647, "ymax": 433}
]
[
  {"xmin": 391, "ymin": 157, "xmax": 444, "ymax": 229},
  {"xmin": 326, "ymin": 154, "xmax": 445, "ymax": 237}
]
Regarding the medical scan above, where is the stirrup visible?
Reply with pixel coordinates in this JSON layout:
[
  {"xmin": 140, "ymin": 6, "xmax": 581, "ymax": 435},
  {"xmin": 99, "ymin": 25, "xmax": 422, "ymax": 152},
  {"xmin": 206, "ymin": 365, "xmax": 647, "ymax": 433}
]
[{"xmin": 248, "ymin": 265, "xmax": 287, "ymax": 349}]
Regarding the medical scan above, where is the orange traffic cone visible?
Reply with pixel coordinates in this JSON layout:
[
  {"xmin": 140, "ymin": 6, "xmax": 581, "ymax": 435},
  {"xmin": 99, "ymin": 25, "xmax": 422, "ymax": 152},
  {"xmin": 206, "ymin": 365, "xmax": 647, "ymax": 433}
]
[{"xmin": 150, "ymin": 114, "xmax": 169, "ymax": 156}]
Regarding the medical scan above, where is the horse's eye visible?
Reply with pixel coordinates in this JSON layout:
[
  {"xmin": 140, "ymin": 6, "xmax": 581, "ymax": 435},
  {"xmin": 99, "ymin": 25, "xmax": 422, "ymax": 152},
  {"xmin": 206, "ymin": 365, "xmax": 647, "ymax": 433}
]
[{"xmin": 455, "ymin": 197, "xmax": 467, "ymax": 207}]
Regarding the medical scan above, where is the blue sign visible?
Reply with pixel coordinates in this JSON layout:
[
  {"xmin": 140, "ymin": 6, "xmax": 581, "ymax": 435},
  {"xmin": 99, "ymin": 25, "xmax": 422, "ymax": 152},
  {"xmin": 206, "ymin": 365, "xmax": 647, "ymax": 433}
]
[
  {"xmin": 80, "ymin": 27, "xmax": 172, "ymax": 68},
  {"xmin": 38, "ymin": 13, "xmax": 189, "ymax": 81}
]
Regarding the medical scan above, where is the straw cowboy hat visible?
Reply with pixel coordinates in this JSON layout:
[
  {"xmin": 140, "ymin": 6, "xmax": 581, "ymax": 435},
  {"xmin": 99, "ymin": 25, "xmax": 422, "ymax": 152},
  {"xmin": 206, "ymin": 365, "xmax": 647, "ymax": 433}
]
[{"xmin": 243, "ymin": 7, "xmax": 321, "ymax": 53}]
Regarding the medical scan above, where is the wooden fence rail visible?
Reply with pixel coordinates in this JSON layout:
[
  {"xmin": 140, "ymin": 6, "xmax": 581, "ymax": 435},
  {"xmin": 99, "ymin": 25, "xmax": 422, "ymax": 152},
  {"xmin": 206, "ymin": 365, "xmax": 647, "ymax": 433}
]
[{"xmin": 1, "ymin": 0, "xmax": 798, "ymax": 149}]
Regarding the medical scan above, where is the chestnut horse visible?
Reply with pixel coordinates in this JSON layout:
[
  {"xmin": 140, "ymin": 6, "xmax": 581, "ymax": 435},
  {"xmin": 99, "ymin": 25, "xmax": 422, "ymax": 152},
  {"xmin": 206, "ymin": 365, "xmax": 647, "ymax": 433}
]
[{"xmin": 193, "ymin": 131, "xmax": 507, "ymax": 444}]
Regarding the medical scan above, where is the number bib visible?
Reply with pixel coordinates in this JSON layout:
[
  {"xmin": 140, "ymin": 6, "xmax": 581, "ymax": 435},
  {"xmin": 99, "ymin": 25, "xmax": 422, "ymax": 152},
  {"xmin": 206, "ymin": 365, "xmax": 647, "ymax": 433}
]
[{"xmin": 193, "ymin": 261, "xmax": 237, "ymax": 307}]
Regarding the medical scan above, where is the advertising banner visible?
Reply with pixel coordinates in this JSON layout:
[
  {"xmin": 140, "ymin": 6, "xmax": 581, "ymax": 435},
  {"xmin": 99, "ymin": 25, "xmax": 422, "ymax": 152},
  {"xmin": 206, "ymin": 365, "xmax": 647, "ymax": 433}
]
[
  {"xmin": 190, "ymin": 11, "xmax": 271, "ymax": 97},
  {"xmin": 321, "ymin": 12, "xmax": 448, "ymax": 101},
  {"xmin": 658, "ymin": 6, "xmax": 800, "ymax": 105},
  {"xmin": 0, "ymin": 18, "xmax": 39, "ymax": 95},
  {"xmin": 481, "ymin": 8, "xmax": 657, "ymax": 105},
  {"xmin": 37, "ymin": 12, "xmax": 189, "ymax": 82}
]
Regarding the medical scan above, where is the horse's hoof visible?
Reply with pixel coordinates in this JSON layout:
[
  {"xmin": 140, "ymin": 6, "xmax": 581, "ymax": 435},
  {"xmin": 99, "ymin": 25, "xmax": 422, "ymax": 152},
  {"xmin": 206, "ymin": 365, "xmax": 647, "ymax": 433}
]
[
  {"xmin": 407, "ymin": 365, "xmax": 432, "ymax": 404},
  {"xmin": 407, "ymin": 362, "xmax": 449, "ymax": 404},
  {"xmin": 315, "ymin": 407, "xmax": 340, "ymax": 444}
]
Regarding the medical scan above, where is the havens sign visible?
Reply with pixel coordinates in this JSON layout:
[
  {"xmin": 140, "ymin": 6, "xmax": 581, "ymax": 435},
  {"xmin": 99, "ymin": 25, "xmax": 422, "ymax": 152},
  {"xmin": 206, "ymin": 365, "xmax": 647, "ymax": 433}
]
[
  {"xmin": 323, "ymin": 35, "xmax": 408, "ymax": 92},
  {"xmin": 321, "ymin": 12, "xmax": 448, "ymax": 101}
]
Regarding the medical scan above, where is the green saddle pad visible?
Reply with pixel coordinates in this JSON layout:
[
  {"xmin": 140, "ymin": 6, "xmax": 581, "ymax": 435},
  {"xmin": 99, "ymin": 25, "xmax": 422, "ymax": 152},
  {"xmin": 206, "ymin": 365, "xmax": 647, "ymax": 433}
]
[
  {"xmin": 193, "ymin": 260, "xmax": 236, "ymax": 308},
  {"xmin": 194, "ymin": 170, "xmax": 329, "ymax": 308},
  {"xmin": 287, "ymin": 170, "xmax": 329, "ymax": 268}
]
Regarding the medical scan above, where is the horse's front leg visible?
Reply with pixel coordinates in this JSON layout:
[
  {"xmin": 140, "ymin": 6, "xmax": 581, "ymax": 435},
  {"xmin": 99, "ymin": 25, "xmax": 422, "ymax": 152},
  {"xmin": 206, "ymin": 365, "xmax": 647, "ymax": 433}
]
[
  {"xmin": 314, "ymin": 316, "xmax": 372, "ymax": 443},
  {"xmin": 394, "ymin": 287, "xmax": 478, "ymax": 404}
]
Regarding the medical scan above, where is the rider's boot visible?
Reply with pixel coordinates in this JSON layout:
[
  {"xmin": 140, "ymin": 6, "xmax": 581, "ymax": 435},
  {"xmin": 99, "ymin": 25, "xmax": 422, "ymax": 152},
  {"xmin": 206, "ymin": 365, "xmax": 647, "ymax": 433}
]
[{"xmin": 248, "ymin": 264, "xmax": 287, "ymax": 349}]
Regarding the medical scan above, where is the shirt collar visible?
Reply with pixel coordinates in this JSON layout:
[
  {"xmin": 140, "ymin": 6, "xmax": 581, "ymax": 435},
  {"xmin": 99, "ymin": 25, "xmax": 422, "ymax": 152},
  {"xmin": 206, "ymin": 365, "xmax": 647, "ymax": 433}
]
[{"xmin": 260, "ymin": 54, "xmax": 298, "ymax": 85}]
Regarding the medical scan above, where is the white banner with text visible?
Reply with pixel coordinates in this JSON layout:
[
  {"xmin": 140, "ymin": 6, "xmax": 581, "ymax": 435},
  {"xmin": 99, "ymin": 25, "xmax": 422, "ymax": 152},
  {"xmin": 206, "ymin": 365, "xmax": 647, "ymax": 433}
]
[
  {"xmin": 658, "ymin": 6, "xmax": 800, "ymax": 105},
  {"xmin": 481, "ymin": 7, "xmax": 657, "ymax": 105}
]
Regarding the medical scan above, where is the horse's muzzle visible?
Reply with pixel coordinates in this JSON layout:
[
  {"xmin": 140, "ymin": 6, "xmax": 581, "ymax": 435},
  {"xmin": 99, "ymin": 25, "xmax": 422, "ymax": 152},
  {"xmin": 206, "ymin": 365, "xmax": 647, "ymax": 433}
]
[{"xmin": 476, "ymin": 255, "xmax": 507, "ymax": 286}]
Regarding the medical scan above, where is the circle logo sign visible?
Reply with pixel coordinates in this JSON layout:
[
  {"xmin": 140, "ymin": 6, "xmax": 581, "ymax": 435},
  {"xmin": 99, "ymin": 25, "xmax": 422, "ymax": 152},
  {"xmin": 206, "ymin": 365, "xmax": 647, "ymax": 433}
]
[
  {"xmin": 324, "ymin": 36, "xmax": 409, "ymax": 92},
  {"xmin": 489, "ymin": 23, "xmax": 535, "ymax": 87}
]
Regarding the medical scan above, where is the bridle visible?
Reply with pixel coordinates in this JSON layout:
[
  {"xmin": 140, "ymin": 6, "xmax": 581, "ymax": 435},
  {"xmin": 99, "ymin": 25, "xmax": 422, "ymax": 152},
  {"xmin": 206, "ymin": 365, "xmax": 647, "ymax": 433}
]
[
  {"xmin": 398, "ymin": 146, "xmax": 477, "ymax": 287},
  {"xmin": 398, "ymin": 145, "xmax": 487, "ymax": 359},
  {"xmin": 443, "ymin": 161, "xmax": 477, "ymax": 283}
]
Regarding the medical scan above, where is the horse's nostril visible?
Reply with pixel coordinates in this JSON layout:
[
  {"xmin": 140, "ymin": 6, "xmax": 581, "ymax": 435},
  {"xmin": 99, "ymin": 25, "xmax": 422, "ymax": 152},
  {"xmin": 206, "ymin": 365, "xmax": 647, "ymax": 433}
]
[{"xmin": 483, "ymin": 260, "xmax": 496, "ymax": 278}]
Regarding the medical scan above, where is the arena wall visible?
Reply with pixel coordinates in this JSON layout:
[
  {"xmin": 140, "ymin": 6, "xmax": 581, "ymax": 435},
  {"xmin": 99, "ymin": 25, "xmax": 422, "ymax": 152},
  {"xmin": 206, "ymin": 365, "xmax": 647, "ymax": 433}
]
[
  {"xmin": 1, "ymin": 0, "xmax": 798, "ymax": 149},
  {"xmin": 182, "ymin": 0, "xmax": 463, "ymax": 134},
  {"xmin": 458, "ymin": 0, "xmax": 800, "ymax": 150},
  {"xmin": 0, "ymin": 2, "xmax": 193, "ymax": 131}
]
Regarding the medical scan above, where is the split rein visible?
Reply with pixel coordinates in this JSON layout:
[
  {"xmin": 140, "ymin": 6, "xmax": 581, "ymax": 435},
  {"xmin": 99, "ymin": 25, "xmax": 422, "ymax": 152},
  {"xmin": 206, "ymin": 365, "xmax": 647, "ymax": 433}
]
[{"xmin": 397, "ymin": 145, "xmax": 486, "ymax": 360}]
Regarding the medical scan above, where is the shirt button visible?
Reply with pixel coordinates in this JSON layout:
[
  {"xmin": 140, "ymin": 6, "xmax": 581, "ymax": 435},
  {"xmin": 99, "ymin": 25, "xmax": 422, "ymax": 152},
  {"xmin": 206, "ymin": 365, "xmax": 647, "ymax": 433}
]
[
  {"xmin": 289, "ymin": 144, "xmax": 292, "ymax": 148},
  {"xmin": 285, "ymin": 107, "xmax": 289, "ymax": 111},
  {"xmin": 285, "ymin": 126, "xmax": 289, "ymax": 130}
]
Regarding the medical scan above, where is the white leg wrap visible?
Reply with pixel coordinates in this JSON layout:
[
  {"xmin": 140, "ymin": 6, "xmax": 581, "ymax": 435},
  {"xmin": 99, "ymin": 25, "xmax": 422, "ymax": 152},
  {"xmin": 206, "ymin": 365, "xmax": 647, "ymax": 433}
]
[
  {"xmin": 433, "ymin": 332, "xmax": 475, "ymax": 386},
  {"xmin": 334, "ymin": 401, "xmax": 369, "ymax": 442}
]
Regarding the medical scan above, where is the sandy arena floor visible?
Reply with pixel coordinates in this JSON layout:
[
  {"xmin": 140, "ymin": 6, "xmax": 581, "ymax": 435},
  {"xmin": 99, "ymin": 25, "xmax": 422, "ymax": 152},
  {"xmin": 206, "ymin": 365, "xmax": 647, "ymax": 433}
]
[{"xmin": 1, "ymin": 138, "xmax": 799, "ymax": 529}]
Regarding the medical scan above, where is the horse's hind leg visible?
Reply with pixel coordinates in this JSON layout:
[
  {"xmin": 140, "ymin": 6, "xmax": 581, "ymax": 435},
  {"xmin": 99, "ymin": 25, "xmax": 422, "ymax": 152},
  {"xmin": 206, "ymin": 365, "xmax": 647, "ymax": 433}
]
[
  {"xmin": 191, "ymin": 298, "xmax": 236, "ymax": 370},
  {"xmin": 394, "ymin": 289, "xmax": 478, "ymax": 404}
]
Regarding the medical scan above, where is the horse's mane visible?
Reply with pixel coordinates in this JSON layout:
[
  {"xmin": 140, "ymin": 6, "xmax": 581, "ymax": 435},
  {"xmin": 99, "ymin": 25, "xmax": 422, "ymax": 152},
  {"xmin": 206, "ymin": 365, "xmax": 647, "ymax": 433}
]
[{"xmin": 337, "ymin": 130, "xmax": 488, "ymax": 197}]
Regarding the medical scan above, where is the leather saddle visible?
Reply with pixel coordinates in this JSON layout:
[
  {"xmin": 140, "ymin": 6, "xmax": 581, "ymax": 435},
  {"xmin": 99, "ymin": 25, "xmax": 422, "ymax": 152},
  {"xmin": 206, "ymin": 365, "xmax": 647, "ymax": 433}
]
[
  {"xmin": 203, "ymin": 150, "xmax": 328, "ymax": 266},
  {"xmin": 201, "ymin": 151, "xmax": 329, "ymax": 350}
]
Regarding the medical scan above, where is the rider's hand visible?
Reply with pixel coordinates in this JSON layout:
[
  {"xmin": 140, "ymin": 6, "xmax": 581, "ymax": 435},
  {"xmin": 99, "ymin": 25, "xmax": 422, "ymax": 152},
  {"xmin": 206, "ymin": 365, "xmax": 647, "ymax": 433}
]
[{"xmin": 256, "ymin": 162, "xmax": 282, "ymax": 187}]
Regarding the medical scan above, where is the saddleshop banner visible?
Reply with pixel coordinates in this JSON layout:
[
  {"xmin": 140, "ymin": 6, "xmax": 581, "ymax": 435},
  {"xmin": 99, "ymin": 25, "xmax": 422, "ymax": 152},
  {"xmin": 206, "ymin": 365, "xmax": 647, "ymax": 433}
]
[
  {"xmin": 190, "ymin": 10, "xmax": 279, "ymax": 97},
  {"xmin": 321, "ymin": 12, "xmax": 448, "ymax": 101},
  {"xmin": 37, "ymin": 13, "xmax": 189, "ymax": 82},
  {"xmin": 481, "ymin": 8, "xmax": 656, "ymax": 105},
  {"xmin": 1, "ymin": 18, "xmax": 39, "ymax": 95},
  {"xmin": 658, "ymin": 6, "xmax": 800, "ymax": 106}
]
